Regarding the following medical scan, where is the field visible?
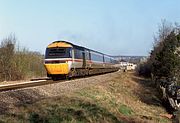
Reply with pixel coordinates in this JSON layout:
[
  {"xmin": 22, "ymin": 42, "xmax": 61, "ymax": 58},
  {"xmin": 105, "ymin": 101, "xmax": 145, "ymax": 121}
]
[{"xmin": 0, "ymin": 72, "xmax": 171, "ymax": 123}]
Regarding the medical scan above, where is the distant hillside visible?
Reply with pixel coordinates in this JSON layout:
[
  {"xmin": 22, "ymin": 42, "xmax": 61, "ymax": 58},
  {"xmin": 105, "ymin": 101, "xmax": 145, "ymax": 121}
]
[{"xmin": 113, "ymin": 56, "xmax": 147, "ymax": 64}]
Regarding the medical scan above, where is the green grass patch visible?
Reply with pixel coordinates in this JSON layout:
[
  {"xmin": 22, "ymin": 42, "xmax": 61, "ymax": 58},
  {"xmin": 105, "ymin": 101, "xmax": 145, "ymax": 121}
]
[
  {"xmin": 27, "ymin": 97, "xmax": 122, "ymax": 123},
  {"xmin": 0, "ymin": 72, "xmax": 172, "ymax": 123},
  {"xmin": 0, "ymin": 96, "xmax": 122, "ymax": 123},
  {"xmin": 118, "ymin": 104, "xmax": 134, "ymax": 116}
]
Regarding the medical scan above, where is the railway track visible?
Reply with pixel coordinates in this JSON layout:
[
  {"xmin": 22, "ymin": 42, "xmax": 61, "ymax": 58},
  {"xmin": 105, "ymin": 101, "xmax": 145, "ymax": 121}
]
[
  {"xmin": 0, "ymin": 71, "xmax": 120, "ymax": 92},
  {"xmin": 0, "ymin": 78, "xmax": 65, "ymax": 92},
  {"xmin": 0, "ymin": 76, "xmax": 94, "ymax": 92}
]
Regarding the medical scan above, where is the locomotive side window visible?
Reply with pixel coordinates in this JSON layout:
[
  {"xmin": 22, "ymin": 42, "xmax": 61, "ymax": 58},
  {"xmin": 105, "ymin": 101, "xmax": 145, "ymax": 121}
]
[
  {"xmin": 74, "ymin": 49, "xmax": 83, "ymax": 59},
  {"xmin": 45, "ymin": 47, "xmax": 72, "ymax": 58}
]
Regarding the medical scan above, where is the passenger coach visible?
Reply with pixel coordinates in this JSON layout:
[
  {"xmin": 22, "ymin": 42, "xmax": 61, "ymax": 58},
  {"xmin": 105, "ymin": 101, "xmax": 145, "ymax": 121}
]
[{"xmin": 44, "ymin": 41, "xmax": 118, "ymax": 80}]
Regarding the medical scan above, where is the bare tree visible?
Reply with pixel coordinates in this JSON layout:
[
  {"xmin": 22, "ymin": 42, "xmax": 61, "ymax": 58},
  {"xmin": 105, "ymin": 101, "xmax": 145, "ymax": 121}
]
[
  {"xmin": 0, "ymin": 34, "xmax": 16, "ymax": 81},
  {"xmin": 0, "ymin": 34, "xmax": 46, "ymax": 81}
]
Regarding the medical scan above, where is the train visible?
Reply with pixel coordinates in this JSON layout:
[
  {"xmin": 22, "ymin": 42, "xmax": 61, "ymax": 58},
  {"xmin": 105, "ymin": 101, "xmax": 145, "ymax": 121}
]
[{"xmin": 44, "ymin": 41, "xmax": 119, "ymax": 80}]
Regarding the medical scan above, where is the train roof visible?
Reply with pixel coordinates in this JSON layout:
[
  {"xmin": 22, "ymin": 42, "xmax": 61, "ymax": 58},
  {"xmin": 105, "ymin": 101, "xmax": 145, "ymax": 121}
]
[{"xmin": 50, "ymin": 40, "xmax": 115, "ymax": 58}]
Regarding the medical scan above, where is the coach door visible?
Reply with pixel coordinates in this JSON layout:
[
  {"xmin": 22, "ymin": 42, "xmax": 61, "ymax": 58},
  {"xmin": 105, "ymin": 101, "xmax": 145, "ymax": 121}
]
[{"xmin": 82, "ymin": 52, "xmax": 86, "ymax": 68}]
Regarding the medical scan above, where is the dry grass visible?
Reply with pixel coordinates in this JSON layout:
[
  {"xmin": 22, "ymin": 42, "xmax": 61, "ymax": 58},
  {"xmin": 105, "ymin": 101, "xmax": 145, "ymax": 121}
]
[
  {"xmin": 0, "ymin": 72, "xmax": 171, "ymax": 123},
  {"xmin": 77, "ymin": 72, "xmax": 171, "ymax": 123}
]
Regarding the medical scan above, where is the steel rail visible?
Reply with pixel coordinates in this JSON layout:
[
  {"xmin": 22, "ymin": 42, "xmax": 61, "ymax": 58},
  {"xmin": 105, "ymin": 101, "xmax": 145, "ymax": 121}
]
[
  {"xmin": 0, "ymin": 71, "xmax": 118, "ymax": 92},
  {"xmin": 0, "ymin": 79, "xmax": 63, "ymax": 92}
]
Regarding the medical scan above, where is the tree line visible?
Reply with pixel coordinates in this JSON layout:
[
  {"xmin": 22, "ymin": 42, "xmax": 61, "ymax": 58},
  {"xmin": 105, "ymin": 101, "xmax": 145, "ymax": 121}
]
[
  {"xmin": 0, "ymin": 34, "xmax": 46, "ymax": 81},
  {"xmin": 138, "ymin": 20, "xmax": 180, "ymax": 84}
]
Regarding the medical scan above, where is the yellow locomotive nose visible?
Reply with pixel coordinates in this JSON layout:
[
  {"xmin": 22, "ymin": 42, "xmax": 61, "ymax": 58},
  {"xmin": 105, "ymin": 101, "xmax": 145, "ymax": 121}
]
[{"xmin": 44, "ymin": 63, "xmax": 69, "ymax": 75}]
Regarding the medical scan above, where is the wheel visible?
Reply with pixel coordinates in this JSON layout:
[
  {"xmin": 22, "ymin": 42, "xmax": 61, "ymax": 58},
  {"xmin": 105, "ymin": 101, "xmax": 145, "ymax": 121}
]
[
  {"xmin": 47, "ymin": 73, "xmax": 51, "ymax": 77},
  {"xmin": 52, "ymin": 77, "xmax": 58, "ymax": 81}
]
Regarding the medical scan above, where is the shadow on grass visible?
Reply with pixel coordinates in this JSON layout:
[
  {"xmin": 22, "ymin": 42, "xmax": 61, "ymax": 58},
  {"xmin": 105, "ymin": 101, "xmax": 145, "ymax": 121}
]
[
  {"xmin": 132, "ymin": 74, "xmax": 178, "ymax": 123},
  {"xmin": 131, "ymin": 74, "xmax": 162, "ymax": 107},
  {"xmin": 0, "ymin": 89, "xmax": 45, "ymax": 115}
]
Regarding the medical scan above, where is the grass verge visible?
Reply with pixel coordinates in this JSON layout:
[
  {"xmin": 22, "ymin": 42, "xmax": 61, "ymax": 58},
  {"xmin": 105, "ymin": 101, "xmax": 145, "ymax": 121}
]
[{"xmin": 0, "ymin": 72, "xmax": 171, "ymax": 123}]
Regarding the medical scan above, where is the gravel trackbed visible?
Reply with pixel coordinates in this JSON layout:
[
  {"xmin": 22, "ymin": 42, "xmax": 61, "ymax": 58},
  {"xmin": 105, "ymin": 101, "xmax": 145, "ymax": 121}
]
[{"xmin": 0, "ymin": 72, "xmax": 120, "ymax": 115}]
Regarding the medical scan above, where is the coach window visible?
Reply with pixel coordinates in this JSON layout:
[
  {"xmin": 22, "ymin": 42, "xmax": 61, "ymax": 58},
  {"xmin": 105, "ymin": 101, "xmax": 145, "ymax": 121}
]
[
  {"xmin": 104, "ymin": 56, "xmax": 111, "ymax": 63},
  {"xmin": 91, "ymin": 52, "xmax": 103, "ymax": 62}
]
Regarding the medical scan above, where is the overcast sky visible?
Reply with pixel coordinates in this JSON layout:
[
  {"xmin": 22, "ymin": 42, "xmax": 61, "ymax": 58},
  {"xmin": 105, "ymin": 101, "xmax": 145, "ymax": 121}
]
[{"xmin": 0, "ymin": 0, "xmax": 180, "ymax": 56}]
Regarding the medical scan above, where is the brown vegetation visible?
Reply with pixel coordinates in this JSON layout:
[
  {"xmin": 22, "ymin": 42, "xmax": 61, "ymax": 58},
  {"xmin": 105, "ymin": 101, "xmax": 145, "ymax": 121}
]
[
  {"xmin": 0, "ymin": 34, "xmax": 45, "ymax": 81},
  {"xmin": 0, "ymin": 72, "xmax": 170, "ymax": 123}
]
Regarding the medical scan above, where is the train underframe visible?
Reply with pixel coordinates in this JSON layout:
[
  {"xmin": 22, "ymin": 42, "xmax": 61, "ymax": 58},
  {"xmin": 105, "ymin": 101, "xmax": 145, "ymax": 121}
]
[{"xmin": 48, "ymin": 68, "xmax": 118, "ymax": 81}]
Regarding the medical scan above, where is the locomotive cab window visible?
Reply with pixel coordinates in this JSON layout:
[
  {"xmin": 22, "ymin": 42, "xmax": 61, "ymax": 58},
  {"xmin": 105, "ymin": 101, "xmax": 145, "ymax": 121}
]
[{"xmin": 45, "ymin": 47, "xmax": 72, "ymax": 58}]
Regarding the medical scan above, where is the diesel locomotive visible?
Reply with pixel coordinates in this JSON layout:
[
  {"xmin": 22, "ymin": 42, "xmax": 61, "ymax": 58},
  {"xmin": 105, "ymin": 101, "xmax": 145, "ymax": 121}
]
[{"xmin": 44, "ymin": 41, "xmax": 118, "ymax": 80}]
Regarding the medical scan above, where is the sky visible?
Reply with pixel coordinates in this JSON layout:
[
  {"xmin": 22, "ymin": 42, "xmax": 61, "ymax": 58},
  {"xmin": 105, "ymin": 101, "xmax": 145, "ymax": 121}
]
[{"xmin": 0, "ymin": 0, "xmax": 180, "ymax": 56}]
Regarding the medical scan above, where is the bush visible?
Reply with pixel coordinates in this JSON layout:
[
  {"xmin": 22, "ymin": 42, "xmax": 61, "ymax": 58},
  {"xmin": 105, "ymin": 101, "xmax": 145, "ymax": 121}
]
[
  {"xmin": 137, "ymin": 62, "xmax": 151, "ymax": 77},
  {"xmin": 141, "ymin": 20, "xmax": 180, "ymax": 85},
  {"xmin": 0, "ymin": 34, "xmax": 45, "ymax": 81}
]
